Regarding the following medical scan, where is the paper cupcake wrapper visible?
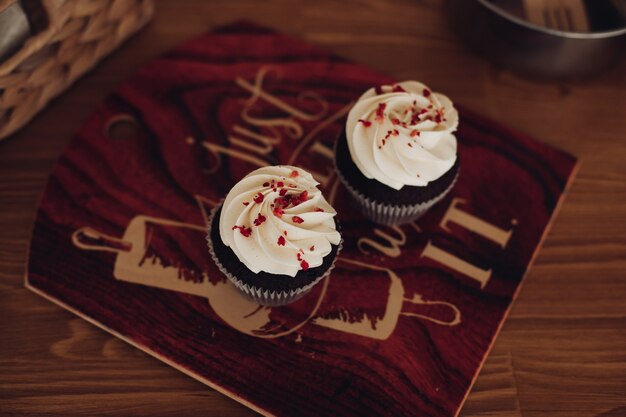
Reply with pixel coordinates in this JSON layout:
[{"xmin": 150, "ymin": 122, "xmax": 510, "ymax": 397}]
[
  {"xmin": 206, "ymin": 201, "xmax": 343, "ymax": 306},
  {"xmin": 335, "ymin": 157, "xmax": 459, "ymax": 226}
]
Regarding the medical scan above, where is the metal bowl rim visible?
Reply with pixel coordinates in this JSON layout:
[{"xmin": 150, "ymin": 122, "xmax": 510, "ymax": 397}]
[{"xmin": 475, "ymin": 0, "xmax": 626, "ymax": 38}]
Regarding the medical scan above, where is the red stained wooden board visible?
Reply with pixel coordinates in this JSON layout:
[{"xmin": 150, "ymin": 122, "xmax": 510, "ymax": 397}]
[{"xmin": 26, "ymin": 22, "xmax": 578, "ymax": 417}]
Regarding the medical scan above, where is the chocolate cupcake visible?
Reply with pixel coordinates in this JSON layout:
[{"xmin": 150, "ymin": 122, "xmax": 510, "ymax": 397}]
[
  {"xmin": 207, "ymin": 166, "xmax": 342, "ymax": 306},
  {"xmin": 335, "ymin": 81, "xmax": 460, "ymax": 225}
]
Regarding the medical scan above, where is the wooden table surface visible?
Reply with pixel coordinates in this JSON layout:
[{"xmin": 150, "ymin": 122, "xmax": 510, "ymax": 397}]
[{"xmin": 1, "ymin": 1, "xmax": 625, "ymax": 416}]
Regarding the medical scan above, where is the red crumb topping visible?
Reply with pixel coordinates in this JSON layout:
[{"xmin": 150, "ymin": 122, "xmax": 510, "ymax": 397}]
[
  {"xmin": 283, "ymin": 230, "xmax": 287, "ymax": 236},
  {"xmin": 310, "ymin": 245, "xmax": 315, "ymax": 251},
  {"xmin": 408, "ymin": 143, "xmax": 413, "ymax": 147},
  {"xmin": 277, "ymin": 181, "xmax": 284, "ymax": 187},
  {"xmin": 277, "ymin": 235, "xmax": 286, "ymax": 246},
  {"xmin": 242, "ymin": 201, "xmax": 250, "ymax": 206},
  {"xmin": 314, "ymin": 207, "xmax": 324, "ymax": 212},
  {"xmin": 374, "ymin": 85, "xmax": 384, "ymax": 95},
  {"xmin": 375, "ymin": 103, "xmax": 386, "ymax": 124},
  {"xmin": 290, "ymin": 170, "xmax": 299, "ymax": 178},
  {"xmin": 392, "ymin": 129, "xmax": 399, "ymax": 136},
  {"xmin": 273, "ymin": 190, "xmax": 309, "ymax": 214},
  {"xmin": 253, "ymin": 213, "xmax": 266, "ymax": 226},
  {"xmin": 423, "ymin": 88, "xmax": 431, "ymax": 97},
  {"xmin": 297, "ymin": 252, "xmax": 302, "ymax": 261},
  {"xmin": 253, "ymin": 193, "xmax": 264, "ymax": 204},
  {"xmin": 392, "ymin": 85, "xmax": 406, "ymax": 92},
  {"xmin": 358, "ymin": 119, "xmax": 372, "ymax": 127},
  {"xmin": 232, "ymin": 225, "xmax": 252, "ymax": 237},
  {"xmin": 391, "ymin": 118, "xmax": 400, "ymax": 125},
  {"xmin": 263, "ymin": 182, "xmax": 270, "ymax": 187},
  {"xmin": 292, "ymin": 216, "xmax": 304, "ymax": 224},
  {"xmin": 300, "ymin": 260, "xmax": 309, "ymax": 271},
  {"xmin": 410, "ymin": 130, "xmax": 420, "ymax": 137}
]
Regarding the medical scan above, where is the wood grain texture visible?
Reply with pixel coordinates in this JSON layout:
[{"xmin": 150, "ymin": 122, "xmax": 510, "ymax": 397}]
[{"xmin": 0, "ymin": 1, "xmax": 625, "ymax": 417}]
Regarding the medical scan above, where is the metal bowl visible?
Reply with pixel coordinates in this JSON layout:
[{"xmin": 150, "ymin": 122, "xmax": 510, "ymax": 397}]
[{"xmin": 447, "ymin": 0, "xmax": 626, "ymax": 79}]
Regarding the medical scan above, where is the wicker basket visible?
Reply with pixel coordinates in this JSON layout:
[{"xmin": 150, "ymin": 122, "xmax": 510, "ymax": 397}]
[{"xmin": 0, "ymin": 0, "xmax": 154, "ymax": 140}]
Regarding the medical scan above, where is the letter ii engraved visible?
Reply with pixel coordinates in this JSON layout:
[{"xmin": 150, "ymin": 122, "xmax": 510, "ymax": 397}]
[{"xmin": 421, "ymin": 198, "xmax": 517, "ymax": 288}]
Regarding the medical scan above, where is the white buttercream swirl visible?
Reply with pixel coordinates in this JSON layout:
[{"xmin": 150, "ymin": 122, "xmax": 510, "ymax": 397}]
[
  {"xmin": 219, "ymin": 166, "xmax": 341, "ymax": 277},
  {"xmin": 346, "ymin": 80, "xmax": 459, "ymax": 190}
]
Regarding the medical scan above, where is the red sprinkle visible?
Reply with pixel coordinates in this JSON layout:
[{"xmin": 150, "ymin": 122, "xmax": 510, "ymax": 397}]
[
  {"xmin": 253, "ymin": 193, "xmax": 264, "ymax": 204},
  {"xmin": 408, "ymin": 143, "xmax": 413, "ymax": 147},
  {"xmin": 292, "ymin": 216, "xmax": 304, "ymax": 224},
  {"xmin": 375, "ymin": 103, "xmax": 387, "ymax": 123},
  {"xmin": 277, "ymin": 236, "xmax": 286, "ymax": 246},
  {"xmin": 242, "ymin": 201, "xmax": 250, "ymax": 206},
  {"xmin": 423, "ymin": 88, "xmax": 431, "ymax": 97},
  {"xmin": 232, "ymin": 225, "xmax": 252, "ymax": 237},
  {"xmin": 283, "ymin": 230, "xmax": 287, "ymax": 236},
  {"xmin": 274, "ymin": 196, "xmax": 288, "ymax": 208},
  {"xmin": 273, "ymin": 207, "xmax": 284, "ymax": 218},
  {"xmin": 358, "ymin": 119, "xmax": 372, "ymax": 127},
  {"xmin": 392, "ymin": 85, "xmax": 406, "ymax": 92},
  {"xmin": 410, "ymin": 130, "xmax": 420, "ymax": 137},
  {"xmin": 300, "ymin": 260, "xmax": 309, "ymax": 271},
  {"xmin": 374, "ymin": 85, "xmax": 384, "ymax": 95},
  {"xmin": 277, "ymin": 181, "xmax": 284, "ymax": 187},
  {"xmin": 314, "ymin": 207, "xmax": 324, "ymax": 212},
  {"xmin": 279, "ymin": 188, "xmax": 288, "ymax": 196},
  {"xmin": 392, "ymin": 129, "xmax": 399, "ymax": 136},
  {"xmin": 310, "ymin": 245, "xmax": 315, "ymax": 251},
  {"xmin": 290, "ymin": 170, "xmax": 299, "ymax": 178},
  {"xmin": 253, "ymin": 213, "xmax": 266, "ymax": 226},
  {"xmin": 391, "ymin": 118, "xmax": 400, "ymax": 125},
  {"xmin": 263, "ymin": 182, "xmax": 270, "ymax": 187}
]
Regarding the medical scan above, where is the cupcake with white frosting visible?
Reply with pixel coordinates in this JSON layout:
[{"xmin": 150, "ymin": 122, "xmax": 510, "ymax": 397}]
[
  {"xmin": 335, "ymin": 80, "xmax": 460, "ymax": 225},
  {"xmin": 207, "ymin": 166, "xmax": 342, "ymax": 306}
]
